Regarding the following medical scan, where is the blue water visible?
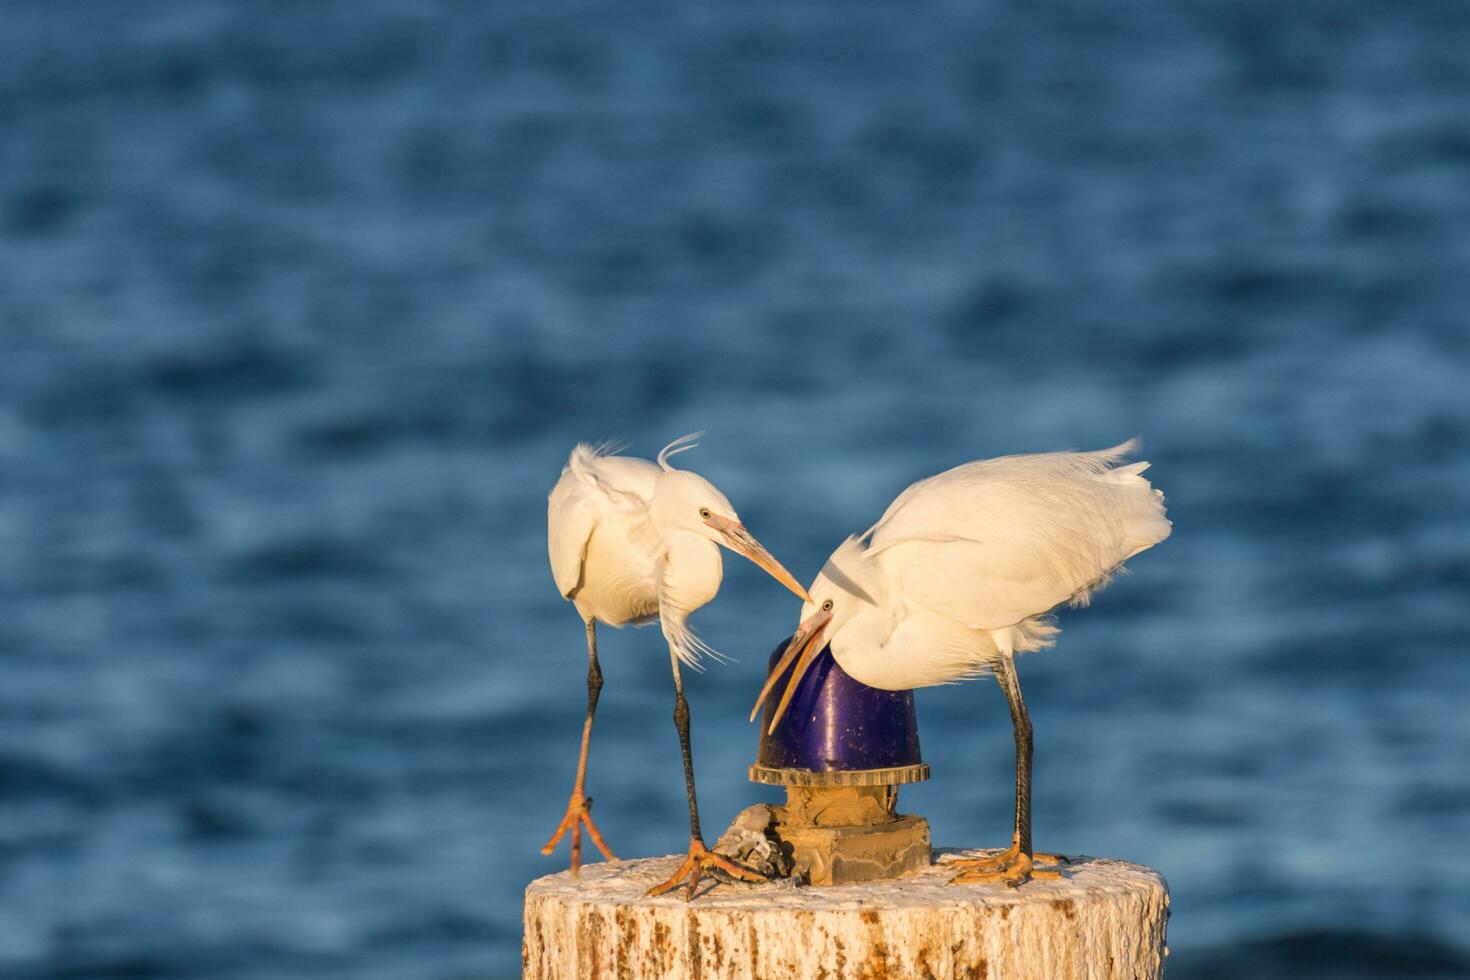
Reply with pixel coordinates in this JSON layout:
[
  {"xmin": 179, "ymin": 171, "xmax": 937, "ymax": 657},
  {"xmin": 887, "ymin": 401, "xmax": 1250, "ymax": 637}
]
[{"xmin": 3, "ymin": 2, "xmax": 1468, "ymax": 977}]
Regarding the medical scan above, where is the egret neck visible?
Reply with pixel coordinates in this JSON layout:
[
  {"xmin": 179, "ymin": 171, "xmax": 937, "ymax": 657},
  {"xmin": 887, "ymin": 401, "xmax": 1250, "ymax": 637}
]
[{"xmin": 661, "ymin": 532, "xmax": 723, "ymax": 626}]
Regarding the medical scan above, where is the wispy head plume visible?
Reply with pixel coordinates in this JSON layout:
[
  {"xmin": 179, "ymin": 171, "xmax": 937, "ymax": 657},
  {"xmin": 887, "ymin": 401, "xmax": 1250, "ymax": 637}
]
[{"xmin": 656, "ymin": 432, "xmax": 704, "ymax": 472}]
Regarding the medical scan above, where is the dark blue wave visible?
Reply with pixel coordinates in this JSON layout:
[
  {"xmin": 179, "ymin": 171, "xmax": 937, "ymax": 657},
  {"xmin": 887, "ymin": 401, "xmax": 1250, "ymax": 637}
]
[{"xmin": 1171, "ymin": 929, "xmax": 1470, "ymax": 980}]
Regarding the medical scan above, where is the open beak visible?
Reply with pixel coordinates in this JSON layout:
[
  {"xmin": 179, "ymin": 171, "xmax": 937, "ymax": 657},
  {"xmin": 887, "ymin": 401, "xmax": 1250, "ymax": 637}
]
[
  {"xmin": 749, "ymin": 608, "xmax": 831, "ymax": 734},
  {"xmin": 704, "ymin": 514, "xmax": 811, "ymax": 603}
]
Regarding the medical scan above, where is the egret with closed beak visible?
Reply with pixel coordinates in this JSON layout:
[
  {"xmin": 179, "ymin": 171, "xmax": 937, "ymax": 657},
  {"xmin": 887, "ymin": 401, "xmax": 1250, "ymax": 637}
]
[{"xmin": 546, "ymin": 435, "xmax": 810, "ymax": 898}]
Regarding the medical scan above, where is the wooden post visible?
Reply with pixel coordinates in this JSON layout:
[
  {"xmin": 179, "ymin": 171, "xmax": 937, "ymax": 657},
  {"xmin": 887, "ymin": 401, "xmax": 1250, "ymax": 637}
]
[{"xmin": 523, "ymin": 849, "xmax": 1169, "ymax": 979}]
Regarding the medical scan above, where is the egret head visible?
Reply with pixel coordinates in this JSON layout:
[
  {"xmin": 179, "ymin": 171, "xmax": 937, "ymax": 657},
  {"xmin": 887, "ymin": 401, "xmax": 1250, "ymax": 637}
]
[
  {"xmin": 751, "ymin": 536, "xmax": 881, "ymax": 732},
  {"xmin": 650, "ymin": 435, "xmax": 810, "ymax": 603}
]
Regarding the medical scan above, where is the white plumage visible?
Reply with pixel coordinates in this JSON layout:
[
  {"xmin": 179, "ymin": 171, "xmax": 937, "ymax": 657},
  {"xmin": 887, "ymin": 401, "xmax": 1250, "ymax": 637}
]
[
  {"xmin": 549, "ymin": 435, "xmax": 806, "ymax": 666},
  {"xmin": 547, "ymin": 442, "xmax": 670, "ymax": 648},
  {"xmin": 543, "ymin": 436, "xmax": 807, "ymax": 895},
  {"xmin": 764, "ymin": 439, "xmax": 1170, "ymax": 695},
  {"xmin": 753, "ymin": 440, "xmax": 1170, "ymax": 887}
]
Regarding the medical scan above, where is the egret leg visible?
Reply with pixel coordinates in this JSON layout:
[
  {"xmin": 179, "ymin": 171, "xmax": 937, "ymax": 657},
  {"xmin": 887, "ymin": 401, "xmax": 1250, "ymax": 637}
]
[
  {"xmin": 950, "ymin": 656, "xmax": 1067, "ymax": 887},
  {"xmin": 645, "ymin": 655, "xmax": 766, "ymax": 900},
  {"xmin": 541, "ymin": 620, "xmax": 618, "ymax": 875}
]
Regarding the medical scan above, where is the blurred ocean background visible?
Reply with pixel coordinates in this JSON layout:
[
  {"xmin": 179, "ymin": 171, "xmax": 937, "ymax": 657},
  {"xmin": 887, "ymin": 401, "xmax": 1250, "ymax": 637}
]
[{"xmin": 3, "ymin": 1, "xmax": 1468, "ymax": 977}]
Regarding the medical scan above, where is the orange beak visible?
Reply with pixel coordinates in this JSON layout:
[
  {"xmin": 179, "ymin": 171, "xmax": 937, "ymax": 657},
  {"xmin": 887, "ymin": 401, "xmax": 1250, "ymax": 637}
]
[
  {"xmin": 703, "ymin": 514, "xmax": 811, "ymax": 603},
  {"xmin": 749, "ymin": 608, "xmax": 832, "ymax": 734}
]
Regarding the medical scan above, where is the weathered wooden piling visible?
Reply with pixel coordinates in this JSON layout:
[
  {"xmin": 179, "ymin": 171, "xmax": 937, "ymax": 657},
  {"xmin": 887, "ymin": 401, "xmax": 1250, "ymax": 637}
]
[{"xmin": 523, "ymin": 849, "xmax": 1169, "ymax": 979}]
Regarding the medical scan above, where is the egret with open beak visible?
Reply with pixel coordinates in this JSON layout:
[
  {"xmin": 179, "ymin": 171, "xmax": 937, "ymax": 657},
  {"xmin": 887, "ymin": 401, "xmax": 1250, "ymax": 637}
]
[
  {"xmin": 752, "ymin": 441, "xmax": 1171, "ymax": 886},
  {"xmin": 749, "ymin": 605, "xmax": 831, "ymax": 732}
]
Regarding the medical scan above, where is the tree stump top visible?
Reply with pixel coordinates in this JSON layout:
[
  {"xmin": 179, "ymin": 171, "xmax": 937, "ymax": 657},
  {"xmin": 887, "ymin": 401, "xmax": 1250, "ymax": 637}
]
[{"xmin": 524, "ymin": 848, "xmax": 1169, "ymax": 979}]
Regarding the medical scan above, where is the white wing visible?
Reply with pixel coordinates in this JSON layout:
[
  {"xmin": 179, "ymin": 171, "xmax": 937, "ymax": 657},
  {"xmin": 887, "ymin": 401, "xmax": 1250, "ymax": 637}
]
[
  {"xmin": 546, "ymin": 442, "xmax": 660, "ymax": 599},
  {"xmin": 883, "ymin": 538, "xmax": 1072, "ymax": 631},
  {"xmin": 869, "ymin": 441, "xmax": 1171, "ymax": 632},
  {"xmin": 547, "ymin": 476, "xmax": 595, "ymax": 598}
]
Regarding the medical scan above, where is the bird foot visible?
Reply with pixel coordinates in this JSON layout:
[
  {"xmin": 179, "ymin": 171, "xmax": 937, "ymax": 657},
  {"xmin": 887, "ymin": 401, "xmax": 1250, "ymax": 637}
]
[
  {"xmin": 948, "ymin": 840, "xmax": 1068, "ymax": 887},
  {"xmin": 645, "ymin": 838, "xmax": 768, "ymax": 900},
  {"xmin": 540, "ymin": 792, "xmax": 617, "ymax": 876}
]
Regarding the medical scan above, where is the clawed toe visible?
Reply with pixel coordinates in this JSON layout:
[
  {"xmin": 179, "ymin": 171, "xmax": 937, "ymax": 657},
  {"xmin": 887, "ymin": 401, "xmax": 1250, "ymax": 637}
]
[
  {"xmin": 541, "ymin": 793, "xmax": 618, "ymax": 876},
  {"xmin": 946, "ymin": 848, "xmax": 1013, "ymax": 875},
  {"xmin": 949, "ymin": 843, "xmax": 1067, "ymax": 888},
  {"xmin": 646, "ymin": 839, "xmax": 768, "ymax": 900}
]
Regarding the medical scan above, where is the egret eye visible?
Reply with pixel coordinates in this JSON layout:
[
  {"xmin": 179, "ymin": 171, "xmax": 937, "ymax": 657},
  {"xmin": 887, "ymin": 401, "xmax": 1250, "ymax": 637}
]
[
  {"xmin": 821, "ymin": 599, "xmax": 834, "ymax": 612},
  {"xmin": 698, "ymin": 507, "xmax": 712, "ymax": 520}
]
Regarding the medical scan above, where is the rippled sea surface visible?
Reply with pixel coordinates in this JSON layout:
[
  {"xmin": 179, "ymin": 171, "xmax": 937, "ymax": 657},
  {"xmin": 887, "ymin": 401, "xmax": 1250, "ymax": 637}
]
[{"xmin": 3, "ymin": 2, "xmax": 1469, "ymax": 977}]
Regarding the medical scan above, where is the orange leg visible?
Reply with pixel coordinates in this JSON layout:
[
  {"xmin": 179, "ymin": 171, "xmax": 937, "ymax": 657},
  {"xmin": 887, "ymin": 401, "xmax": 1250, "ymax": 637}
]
[{"xmin": 540, "ymin": 621, "xmax": 618, "ymax": 875}]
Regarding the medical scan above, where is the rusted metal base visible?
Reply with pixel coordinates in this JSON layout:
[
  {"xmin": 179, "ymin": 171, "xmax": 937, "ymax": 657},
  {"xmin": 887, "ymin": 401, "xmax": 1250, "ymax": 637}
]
[
  {"xmin": 774, "ymin": 811, "xmax": 930, "ymax": 885},
  {"xmin": 768, "ymin": 784, "xmax": 931, "ymax": 885}
]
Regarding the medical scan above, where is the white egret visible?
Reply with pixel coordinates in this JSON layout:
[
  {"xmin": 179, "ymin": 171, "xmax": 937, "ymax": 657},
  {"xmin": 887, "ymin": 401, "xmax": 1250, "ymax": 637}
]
[
  {"xmin": 544, "ymin": 434, "xmax": 810, "ymax": 898},
  {"xmin": 753, "ymin": 440, "xmax": 1171, "ymax": 886}
]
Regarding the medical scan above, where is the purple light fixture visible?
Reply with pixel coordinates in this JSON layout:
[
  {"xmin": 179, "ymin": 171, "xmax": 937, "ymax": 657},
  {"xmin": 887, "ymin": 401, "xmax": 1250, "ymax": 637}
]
[
  {"xmin": 745, "ymin": 636, "xmax": 931, "ymax": 885},
  {"xmin": 751, "ymin": 639, "xmax": 927, "ymax": 782}
]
